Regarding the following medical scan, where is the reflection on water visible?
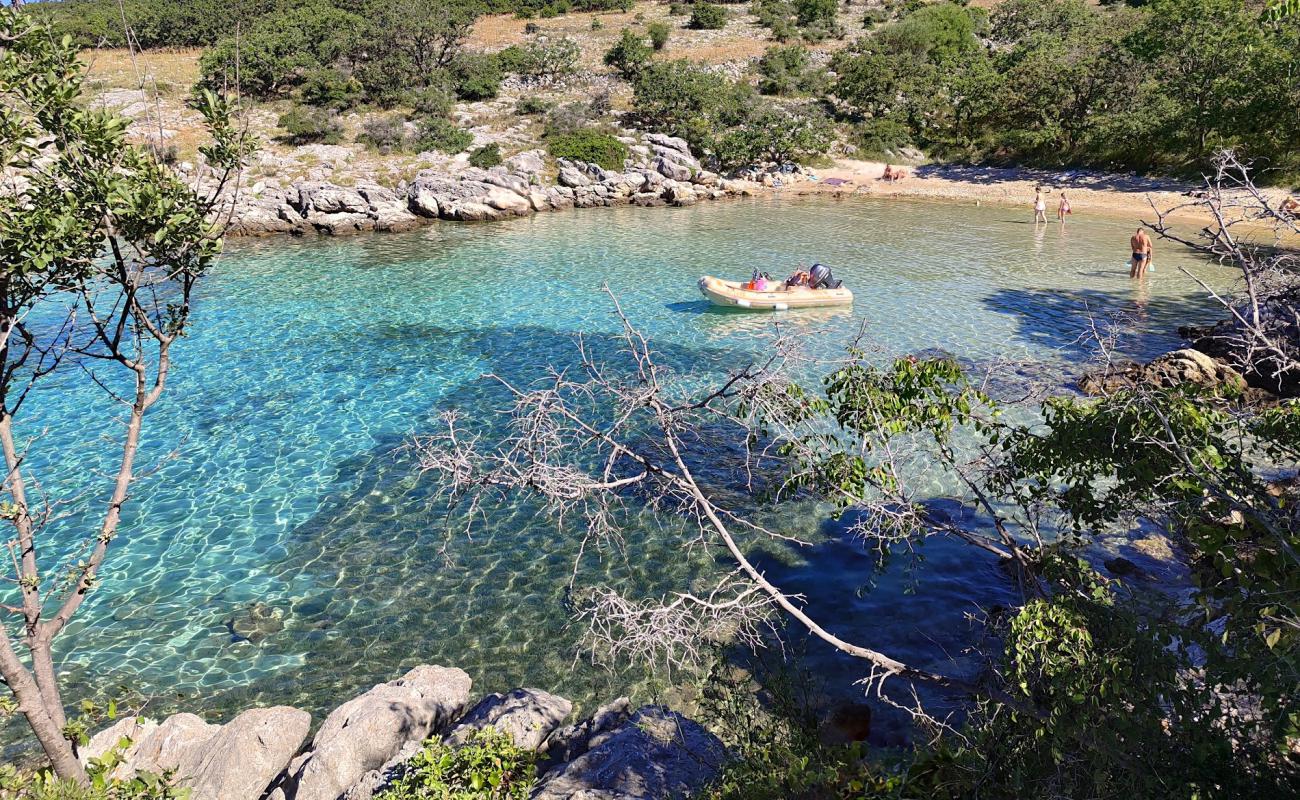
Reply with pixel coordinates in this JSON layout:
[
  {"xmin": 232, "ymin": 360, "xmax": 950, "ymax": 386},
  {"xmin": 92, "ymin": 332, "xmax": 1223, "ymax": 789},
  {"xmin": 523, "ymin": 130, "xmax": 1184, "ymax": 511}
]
[{"xmin": 5, "ymin": 196, "xmax": 1235, "ymax": 752}]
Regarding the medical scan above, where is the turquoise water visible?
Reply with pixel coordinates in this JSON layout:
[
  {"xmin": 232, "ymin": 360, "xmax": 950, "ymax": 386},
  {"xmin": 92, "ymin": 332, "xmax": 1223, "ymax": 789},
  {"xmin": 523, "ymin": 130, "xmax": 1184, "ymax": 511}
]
[{"xmin": 7, "ymin": 196, "xmax": 1234, "ymax": 748}]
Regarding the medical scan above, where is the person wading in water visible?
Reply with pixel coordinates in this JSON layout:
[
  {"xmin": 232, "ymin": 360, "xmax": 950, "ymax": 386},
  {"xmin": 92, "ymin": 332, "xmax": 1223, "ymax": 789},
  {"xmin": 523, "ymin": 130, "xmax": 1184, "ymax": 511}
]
[{"xmin": 1130, "ymin": 228, "xmax": 1153, "ymax": 278}]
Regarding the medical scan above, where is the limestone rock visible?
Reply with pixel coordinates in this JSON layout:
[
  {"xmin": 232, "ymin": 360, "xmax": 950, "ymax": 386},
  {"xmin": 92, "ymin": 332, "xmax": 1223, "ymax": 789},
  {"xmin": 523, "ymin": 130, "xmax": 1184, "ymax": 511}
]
[
  {"xmin": 558, "ymin": 166, "xmax": 590, "ymax": 188},
  {"xmin": 340, "ymin": 740, "xmax": 422, "ymax": 800},
  {"xmin": 445, "ymin": 688, "xmax": 572, "ymax": 751},
  {"xmin": 653, "ymin": 156, "xmax": 692, "ymax": 183},
  {"xmin": 80, "ymin": 716, "xmax": 157, "ymax": 778},
  {"xmin": 643, "ymin": 133, "xmax": 692, "ymax": 155},
  {"xmin": 134, "ymin": 713, "xmax": 221, "ymax": 775},
  {"xmin": 539, "ymin": 697, "xmax": 631, "ymax": 770},
  {"xmin": 505, "ymin": 149, "xmax": 547, "ymax": 175},
  {"xmin": 296, "ymin": 183, "xmax": 368, "ymax": 216},
  {"xmin": 178, "ymin": 706, "xmax": 310, "ymax": 800},
  {"xmin": 483, "ymin": 186, "xmax": 532, "ymax": 215},
  {"xmin": 289, "ymin": 665, "xmax": 471, "ymax": 800},
  {"xmin": 531, "ymin": 706, "xmax": 725, "ymax": 800},
  {"xmin": 1143, "ymin": 348, "xmax": 1246, "ymax": 392}
]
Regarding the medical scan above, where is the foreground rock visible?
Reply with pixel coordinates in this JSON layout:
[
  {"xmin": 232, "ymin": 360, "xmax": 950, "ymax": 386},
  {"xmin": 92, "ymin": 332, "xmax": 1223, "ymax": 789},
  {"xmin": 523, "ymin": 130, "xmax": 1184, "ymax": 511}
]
[
  {"xmin": 81, "ymin": 707, "xmax": 307, "ymax": 800},
  {"xmin": 445, "ymin": 688, "xmax": 573, "ymax": 750},
  {"xmin": 286, "ymin": 665, "xmax": 472, "ymax": 800},
  {"xmin": 1078, "ymin": 348, "xmax": 1247, "ymax": 396},
  {"xmin": 532, "ymin": 706, "xmax": 726, "ymax": 800}
]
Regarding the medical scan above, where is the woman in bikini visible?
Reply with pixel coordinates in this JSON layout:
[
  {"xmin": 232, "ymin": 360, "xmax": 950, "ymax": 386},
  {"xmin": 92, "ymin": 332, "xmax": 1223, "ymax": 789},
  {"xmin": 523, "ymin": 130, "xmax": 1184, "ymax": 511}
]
[
  {"xmin": 1057, "ymin": 192, "xmax": 1071, "ymax": 222},
  {"xmin": 1033, "ymin": 187, "xmax": 1047, "ymax": 223}
]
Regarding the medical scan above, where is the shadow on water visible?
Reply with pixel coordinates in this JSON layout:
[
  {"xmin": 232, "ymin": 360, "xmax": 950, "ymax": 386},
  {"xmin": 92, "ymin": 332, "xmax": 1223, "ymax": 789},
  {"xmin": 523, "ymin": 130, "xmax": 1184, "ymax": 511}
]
[{"xmin": 981, "ymin": 285, "xmax": 1212, "ymax": 360}]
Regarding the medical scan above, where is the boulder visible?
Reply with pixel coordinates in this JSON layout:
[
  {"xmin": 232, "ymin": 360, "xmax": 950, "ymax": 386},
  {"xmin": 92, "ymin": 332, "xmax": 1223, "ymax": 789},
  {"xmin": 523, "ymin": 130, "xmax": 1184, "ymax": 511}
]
[
  {"xmin": 340, "ymin": 740, "xmax": 423, "ymax": 800},
  {"xmin": 288, "ymin": 665, "xmax": 471, "ymax": 800},
  {"xmin": 663, "ymin": 183, "xmax": 697, "ymax": 207},
  {"xmin": 134, "ymin": 713, "xmax": 221, "ymax": 775},
  {"xmin": 178, "ymin": 706, "xmax": 310, "ymax": 800},
  {"xmin": 558, "ymin": 166, "xmax": 590, "ymax": 188},
  {"xmin": 482, "ymin": 186, "xmax": 532, "ymax": 216},
  {"xmin": 505, "ymin": 149, "xmax": 547, "ymax": 175},
  {"xmin": 307, "ymin": 212, "xmax": 377, "ymax": 235},
  {"xmin": 296, "ymin": 183, "xmax": 368, "ymax": 216},
  {"xmin": 532, "ymin": 706, "xmax": 725, "ymax": 800},
  {"xmin": 643, "ymin": 133, "xmax": 692, "ymax": 155},
  {"xmin": 632, "ymin": 192, "xmax": 666, "ymax": 207},
  {"xmin": 445, "ymin": 688, "xmax": 572, "ymax": 751},
  {"xmin": 80, "ymin": 716, "xmax": 157, "ymax": 778},
  {"xmin": 451, "ymin": 201, "xmax": 508, "ymax": 221},
  {"xmin": 652, "ymin": 156, "xmax": 692, "ymax": 183},
  {"xmin": 357, "ymin": 184, "xmax": 421, "ymax": 232},
  {"xmin": 1143, "ymin": 348, "xmax": 1246, "ymax": 392},
  {"xmin": 1079, "ymin": 349, "xmax": 1247, "ymax": 396},
  {"xmin": 538, "ymin": 697, "xmax": 631, "ymax": 769}
]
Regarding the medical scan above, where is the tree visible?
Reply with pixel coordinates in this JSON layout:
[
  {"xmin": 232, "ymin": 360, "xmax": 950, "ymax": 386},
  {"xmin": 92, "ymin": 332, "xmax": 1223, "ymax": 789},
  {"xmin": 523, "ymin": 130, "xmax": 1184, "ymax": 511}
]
[
  {"xmin": 603, "ymin": 28, "xmax": 651, "ymax": 81},
  {"xmin": 0, "ymin": 11, "xmax": 250, "ymax": 782}
]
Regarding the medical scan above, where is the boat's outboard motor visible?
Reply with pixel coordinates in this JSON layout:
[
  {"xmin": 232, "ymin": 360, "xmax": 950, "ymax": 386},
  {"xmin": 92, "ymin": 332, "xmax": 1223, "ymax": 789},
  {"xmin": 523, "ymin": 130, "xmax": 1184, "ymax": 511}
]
[{"xmin": 809, "ymin": 263, "xmax": 842, "ymax": 290}]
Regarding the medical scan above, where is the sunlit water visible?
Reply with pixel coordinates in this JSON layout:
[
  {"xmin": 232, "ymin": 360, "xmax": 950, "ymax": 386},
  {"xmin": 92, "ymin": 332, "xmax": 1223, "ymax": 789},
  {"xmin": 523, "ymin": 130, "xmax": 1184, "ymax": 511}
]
[{"xmin": 5, "ymin": 196, "xmax": 1235, "ymax": 752}]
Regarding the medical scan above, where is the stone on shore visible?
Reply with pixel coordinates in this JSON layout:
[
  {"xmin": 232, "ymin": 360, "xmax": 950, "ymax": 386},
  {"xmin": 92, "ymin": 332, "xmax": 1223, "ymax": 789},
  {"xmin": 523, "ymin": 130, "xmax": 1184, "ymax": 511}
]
[
  {"xmin": 1078, "ymin": 348, "xmax": 1247, "ymax": 396},
  {"xmin": 178, "ymin": 706, "xmax": 310, "ymax": 800},
  {"xmin": 538, "ymin": 697, "xmax": 632, "ymax": 770},
  {"xmin": 531, "ymin": 706, "xmax": 725, "ymax": 800},
  {"xmin": 445, "ymin": 688, "xmax": 572, "ymax": 751},
  {"xmin": 288, "ymin": 665, "xmax": 471, "ymax": 800}
]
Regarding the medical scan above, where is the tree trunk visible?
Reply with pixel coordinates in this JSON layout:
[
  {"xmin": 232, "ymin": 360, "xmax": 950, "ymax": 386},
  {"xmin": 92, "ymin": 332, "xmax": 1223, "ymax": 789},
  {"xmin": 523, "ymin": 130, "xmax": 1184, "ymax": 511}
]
[{"xmin": 0, "ymin": 630, "xmax": 85, "ymax": 783}]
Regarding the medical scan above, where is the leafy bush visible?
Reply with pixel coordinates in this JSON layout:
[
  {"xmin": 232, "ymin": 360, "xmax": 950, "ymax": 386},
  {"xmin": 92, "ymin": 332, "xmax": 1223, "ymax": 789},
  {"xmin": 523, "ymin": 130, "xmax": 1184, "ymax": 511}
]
[
  {"xmin": 375, "ymin": 728, "xmax": 535, "ymax": 800},
  {"xmin": 648, "ymin": 21, "xmax": 671, "ymax": 50},
  {"xmin": 794, "ymin": 0, "xmax": 838, "ymax": 28},
  {"xmin": 359, "ymin": 115, "xmax": 409, "ymax": 153},
  {"xmin": 591, "ymin": 15, "xmax": 603, "ymax": 29},
  {"xmin": 756, "ymin": 44, "xmax": 810, "ymax": 95},
  {"xmin": 546, "ymin": 128, "xmax": 629, "ymax": 170},
  {"xmin": 468, "ymin": 143, "xmax": 504, "ymax": 169},
  {"xmin": 712, "ymin": 102, "xmax": 834, "ymax": 168},
  {"xmin": 668, "ymin": 2, "xmax": 689, "ymax": 14},
  {"xmin": 603, "ymin": 29, "xmax": 652, "ymax": 80},
  {"xmin": 407, "ymin": 84, "xmax": 457, "ymax": 118},
  {"xmin": 453, "ymin": 53, "xmax": 503, "ymax": 100},
  {"xmin": 851, "ymin": 116, "xmax": 912, "ymax": 157},
  {"xmin": 301, "ymin": 67, "xmax": 363, "ymax": 109},
  {"xmin": 544, "ymin": 102, "xmax": 596, "ymax": 137},
  {"xmin": 511, "ymin": 37, "xmax": 581, "ymax": 80},
  {"xmin": 515, "ymin": 97, "xmax": 552, "ymax": 116},
  {"xmin": 689, "ymin": 2, "xmax": 728, "ymax": 29},
  {"xmin": 415, "ymin": 117, "xmax": 474, "ymax": 154},
  {"xmin": 277, "ymin": 106, "xmax": 344, "ymax": 145}
]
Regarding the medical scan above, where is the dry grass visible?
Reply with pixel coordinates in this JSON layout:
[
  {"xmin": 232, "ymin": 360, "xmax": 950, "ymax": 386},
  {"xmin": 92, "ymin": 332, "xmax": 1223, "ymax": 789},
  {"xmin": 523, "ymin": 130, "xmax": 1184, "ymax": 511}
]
[{"xmin": 81, "ymin": 47, "xmax": 203, "ymax": 96}]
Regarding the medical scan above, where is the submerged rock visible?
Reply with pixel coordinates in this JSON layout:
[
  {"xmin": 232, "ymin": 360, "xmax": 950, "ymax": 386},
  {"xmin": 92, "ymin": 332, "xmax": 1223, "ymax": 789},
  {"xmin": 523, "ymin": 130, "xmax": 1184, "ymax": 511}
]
[{"xmin": 225, "ymin": 601, "xmax": 285, "ymax": 644}]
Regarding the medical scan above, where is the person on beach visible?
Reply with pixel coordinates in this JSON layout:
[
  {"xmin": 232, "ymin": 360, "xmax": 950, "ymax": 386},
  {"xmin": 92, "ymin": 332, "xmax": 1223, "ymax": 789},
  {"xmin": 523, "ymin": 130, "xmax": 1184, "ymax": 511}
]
[
  {"xmin": 1033, "ymin": 187, "xmax": 1047, "ymax": 223},
  {"xmin": 1130, "ymin": 228, "xmax": 1153, "ymax": 278},
  {"xmin": 882, "ymin": 165, "xmax": 893, "ymax": 181},
  {"xmin": 1283, "ymin": 196, "xmax": 1300, "ymax": 218},
  {"xmin": 1057, "ymin": 192, "xmax": 1071, "ymax": 221}
]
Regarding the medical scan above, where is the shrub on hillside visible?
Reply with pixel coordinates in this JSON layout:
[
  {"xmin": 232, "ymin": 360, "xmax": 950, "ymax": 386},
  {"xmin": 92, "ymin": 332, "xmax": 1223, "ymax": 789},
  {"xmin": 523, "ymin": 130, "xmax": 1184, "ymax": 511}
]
[
  {"xmin": 515, "ymin": 96, "xmax": 554, "ymax": 115},
  {"xmin": 604, "ymin": 28, "xmax": 653, "ymax": 80},
  {"xmin": 415, "ymin": 117, "xmax": 475, "ymax": 154},
  {"xmin": 648, "ymin": 21, "xmax": 672, "ymax": 50},
  {"xmin": 689, "ymin": 2, "xmax": 729, "ymax": 29},
  {"xmin": 511, "ymin": 37, "xmax": 582, "ymax": 80},
  {"xmin": 407, "ymin": 84, "xmax": 457, "ymax": 118},
  {"xmin": 301, "ymin": 67, "xmax": 363, "ymax": 109},
  {"xmin": 468, "ymin": 143, "xmax": 504, "ymax": 168},
  {"xmin": 756, "ymin": 44, "xmax": 809, "ymax": 95},
  {"xmin": 358, "ymin": 115, "xmax": 409, "ymax": 153},
  {"xmin": 546, "ymin": 128, "xmax": 629, "ymax": 170},
  {"xmin": 277, "ymin": 106, "xmax": 344, "ymax": 145},
  {"xmin": 453, "ymin": 53, "xmax": 503, "ymax": 100},
  {"xmin": 545, "ymin": 101, "xmax": 598, "ymax": 137}
]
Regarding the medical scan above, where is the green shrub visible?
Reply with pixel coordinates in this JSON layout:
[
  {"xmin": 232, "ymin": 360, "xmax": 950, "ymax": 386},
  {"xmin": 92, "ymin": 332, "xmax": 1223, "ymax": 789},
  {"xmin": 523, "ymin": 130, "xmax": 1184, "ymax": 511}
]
[
  {"xmin": 591, "ymin": 15, "xmax": 603, "ymax": 28},
  {"xmin": 277, "ymin": 106, "xmax": 344, "ymax": 145},
  {"xmin": 415, "ymin": 117, "xmax": 474, "ymax": 154},
  {"xmin": 544, "ymin": 102, "xmax": 596, "ymax": 136},
  {"xmin": 603, "ymin": 29, "xmax": 652, "ymax": 80},
  {"xmin": 515, "ymin": 96, "xmax": 553, "ymax": 115},
  {"xmin": 794, "ymin": 0, "xmax": 838, "ymax": 28},
  {"xmin": 407, "ymin": 84, "xmax": 456, "ymax": 118},
  {"xmin": 511, "ymin": 37, "xmax": 581, "ymax": 80},
  {"xmin": 852, "ymin": 116, "xmax": 912, "ymax": 158},
  {"xmin": 453, "ymin": 53, "xmax": 503, "ymax": 100},
  {"xmin": 359, "ymin": 115, "xmax": 408, "ymax": 152},
  {"xmin": 546, "ymin": 128, "xmax": 629, "ymax": 170},
  {"xmin": 375, "ymin": 728, "xmax": 535, "ymax": 800},
  {"xmin": 756, "ymin": 44, "xmax": 809, "ymax": 95},
  {"xmin": 648, "ymin": 21, "xmax": 671, "ymax": 50},
  {"xmin": 668, "ymin": 1, "xmax": 689, "ymax": 14},
  {"xmin": 689, "ymin": 2, "xmax": 728, "ymax": 29},
  {"xmin": 301, "ymin": 67, "xmax": 363, "ymax": 109},
  {"xmin": 468, "ymin": 143, "xmax": 504, "ymax": 169},
  {"xmin": 494, "ymin": 45, "xmax": 530, "ymax": 75}
]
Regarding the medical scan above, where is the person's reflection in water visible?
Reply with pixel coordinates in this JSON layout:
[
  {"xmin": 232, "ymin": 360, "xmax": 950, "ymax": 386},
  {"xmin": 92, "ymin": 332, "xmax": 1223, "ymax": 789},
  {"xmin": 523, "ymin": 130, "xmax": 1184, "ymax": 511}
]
[{"xmin": 1133, "ymin": 271, "xmax": 1151, "ymax": 319}]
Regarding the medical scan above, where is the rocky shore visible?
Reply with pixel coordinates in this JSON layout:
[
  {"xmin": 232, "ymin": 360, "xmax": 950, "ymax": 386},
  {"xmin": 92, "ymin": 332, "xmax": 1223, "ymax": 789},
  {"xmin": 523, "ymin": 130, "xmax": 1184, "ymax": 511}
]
[
  {"xmin": 222, "ymin": 133, "xmax": 775, "ymax": 237},
  {"xmin": 81, "ymin": 664, "xmax": 726, "ymax": 800}
]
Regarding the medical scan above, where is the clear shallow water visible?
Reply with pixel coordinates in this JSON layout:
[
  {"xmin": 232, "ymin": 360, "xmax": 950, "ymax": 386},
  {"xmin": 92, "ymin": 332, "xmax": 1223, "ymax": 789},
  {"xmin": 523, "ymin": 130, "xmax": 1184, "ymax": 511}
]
[{"xmin": 6, "ymin": 196, "xmax": 1234, "ymax": 748}]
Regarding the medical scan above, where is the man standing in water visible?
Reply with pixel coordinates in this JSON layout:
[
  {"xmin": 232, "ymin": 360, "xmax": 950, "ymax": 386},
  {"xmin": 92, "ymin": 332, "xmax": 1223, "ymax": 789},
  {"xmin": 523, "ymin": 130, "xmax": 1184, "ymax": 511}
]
[{"xmin": 1130, "ymin": 228, "xmax": 1153, "ymax": 278}]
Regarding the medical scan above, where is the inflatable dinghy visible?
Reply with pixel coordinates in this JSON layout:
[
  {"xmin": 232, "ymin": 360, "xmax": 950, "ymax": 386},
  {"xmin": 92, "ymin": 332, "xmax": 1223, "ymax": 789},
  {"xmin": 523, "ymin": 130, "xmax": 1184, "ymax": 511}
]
[{"xmin": 698, "ymin": 275, "xmax": 854, "ymax": 310}]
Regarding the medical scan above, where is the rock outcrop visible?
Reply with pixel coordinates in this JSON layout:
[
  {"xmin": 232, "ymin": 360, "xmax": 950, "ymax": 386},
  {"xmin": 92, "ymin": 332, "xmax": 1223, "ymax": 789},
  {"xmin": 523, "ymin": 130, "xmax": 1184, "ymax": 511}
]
[
  {"xmin": 445, "ymin": 688, "xmax": 572, "ymax": 751},
  {"xmin": 1078, "ymin": 348, "xmax": 1247, "ymax": 396},
  {"xmin": 286, "ymin": 665, "xmax": 471, "ymax": 800},
  {"xmin": 82, "ymin": 708, "xmax": 307, "ymax": 800},
  {"xmin": 532, "ymin": 706, "xmax": 726, "ymax": 800}
]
